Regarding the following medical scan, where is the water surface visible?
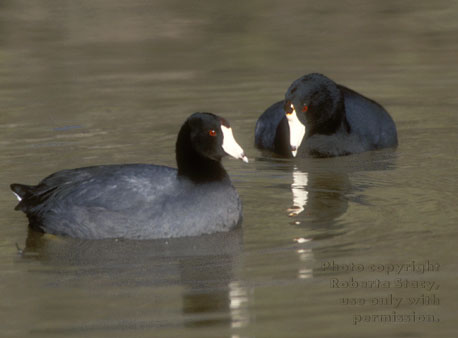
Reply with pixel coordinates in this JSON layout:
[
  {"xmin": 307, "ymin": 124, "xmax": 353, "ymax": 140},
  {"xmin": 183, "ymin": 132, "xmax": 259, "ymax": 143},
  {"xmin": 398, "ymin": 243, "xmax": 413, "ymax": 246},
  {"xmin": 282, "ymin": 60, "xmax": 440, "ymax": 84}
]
[{"xmin": 1, "ymin": 1, "xmax": 457, "ymax": 337}]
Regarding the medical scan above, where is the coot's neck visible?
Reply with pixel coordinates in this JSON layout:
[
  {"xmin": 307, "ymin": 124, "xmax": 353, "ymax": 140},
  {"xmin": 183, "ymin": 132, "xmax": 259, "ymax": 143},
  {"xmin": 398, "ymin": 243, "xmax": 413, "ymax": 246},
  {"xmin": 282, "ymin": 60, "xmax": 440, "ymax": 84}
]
[
  {"xmin": 307, "ymin": 88, "xmax": 351, "ymax": 137},
  {"xmin": 176, "ymin": 123, "xmax": 228, "ymax": 184}
]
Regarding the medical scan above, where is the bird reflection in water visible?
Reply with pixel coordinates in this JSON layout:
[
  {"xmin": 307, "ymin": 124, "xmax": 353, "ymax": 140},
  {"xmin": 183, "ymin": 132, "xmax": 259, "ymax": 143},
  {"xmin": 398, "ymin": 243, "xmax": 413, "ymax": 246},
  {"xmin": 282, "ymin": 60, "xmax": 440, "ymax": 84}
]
[
  {"xmin": 288, "ymin": 167, "xmax": 309, "ymax": 217},
  {"xmin": 19, "ymin": 228, "xmax": 251, "ymax": 332},
  {"xmin": 286, "ymin": 166, "xmax": 351, "ymax": 226}
]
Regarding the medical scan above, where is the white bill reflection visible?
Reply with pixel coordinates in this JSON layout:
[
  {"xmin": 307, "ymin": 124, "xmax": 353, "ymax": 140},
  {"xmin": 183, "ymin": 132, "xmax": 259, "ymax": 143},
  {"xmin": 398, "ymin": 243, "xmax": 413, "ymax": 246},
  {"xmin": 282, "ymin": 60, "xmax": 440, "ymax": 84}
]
[
  {"xmin": 229, "ymin": 281, "xmax": 249, "ymax": 329},
  {"xmin": 296, "ymin": 248, "xmax": 313, "ymax": 279},
  {"xmin": 292, "ymin": 238, "xmax": 314, "ymax": 280},
  {"xmin": 287, "ymin": 167, "xmax": 309, "ymax": 216}
]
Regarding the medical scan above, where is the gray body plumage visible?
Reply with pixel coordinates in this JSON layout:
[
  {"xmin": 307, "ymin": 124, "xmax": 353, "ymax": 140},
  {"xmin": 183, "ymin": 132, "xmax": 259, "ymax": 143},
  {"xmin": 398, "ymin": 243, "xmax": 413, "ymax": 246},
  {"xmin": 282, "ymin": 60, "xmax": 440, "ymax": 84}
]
[
  {"xmin": 298, "ymin": 86, "xmax": 398, "ymax": 157},
  {"xmin": 255, "ymin": 101, "xmax": 285, "ymax": 150},
  {"xmin": 13, "ymin": 164, "xmax": 242, "ymax": 240}
]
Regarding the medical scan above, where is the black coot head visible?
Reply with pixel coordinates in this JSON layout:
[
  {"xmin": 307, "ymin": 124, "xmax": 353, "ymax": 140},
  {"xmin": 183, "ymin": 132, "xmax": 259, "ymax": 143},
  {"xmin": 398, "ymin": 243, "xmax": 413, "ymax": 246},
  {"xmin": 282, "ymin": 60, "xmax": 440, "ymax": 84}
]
[
  {"xmin": 176, "ymin": 113, "xmax": 248, "ymax": 182},
  {"xmin": 283, "ymin": 73, "xmax": 345, "ymax": 156},
  {"xmin": 285, "ymin": 73, "xmax": 343, "ymax": 128},
  {"xmin": 187, "ymin": 113, "xmax": 227, "ymax": 161}
]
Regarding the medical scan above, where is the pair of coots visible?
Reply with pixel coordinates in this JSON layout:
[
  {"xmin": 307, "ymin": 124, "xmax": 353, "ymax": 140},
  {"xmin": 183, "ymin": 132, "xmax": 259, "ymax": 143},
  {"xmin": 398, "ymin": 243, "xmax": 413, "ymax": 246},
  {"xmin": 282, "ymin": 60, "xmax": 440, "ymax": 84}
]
[{"xmin": 11, "ymin": 73, "xmax": 397, "ymax": 240}]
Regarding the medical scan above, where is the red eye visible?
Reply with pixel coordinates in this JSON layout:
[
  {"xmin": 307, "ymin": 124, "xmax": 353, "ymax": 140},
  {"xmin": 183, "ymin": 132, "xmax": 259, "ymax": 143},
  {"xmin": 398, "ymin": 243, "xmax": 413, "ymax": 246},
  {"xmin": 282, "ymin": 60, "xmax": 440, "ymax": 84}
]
[
  {"xmin": 302, "ymin": 105, "xmax": 308, "ymax": 113},
  {"xmin": 209, "ymin": 129, "xmax": 217, "ymax": 137}
]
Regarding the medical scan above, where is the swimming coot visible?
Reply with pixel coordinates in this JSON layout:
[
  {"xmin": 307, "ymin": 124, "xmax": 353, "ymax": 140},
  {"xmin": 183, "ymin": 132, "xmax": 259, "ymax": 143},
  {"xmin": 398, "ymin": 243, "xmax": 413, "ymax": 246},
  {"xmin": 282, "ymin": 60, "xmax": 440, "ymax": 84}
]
[
  {"xmin": 11, "ymin": 113, "xmax": 248, "ymax": 240},
  {"xmin": 255, "ymin": 73, "xmax": 398, "ymax": 158}
]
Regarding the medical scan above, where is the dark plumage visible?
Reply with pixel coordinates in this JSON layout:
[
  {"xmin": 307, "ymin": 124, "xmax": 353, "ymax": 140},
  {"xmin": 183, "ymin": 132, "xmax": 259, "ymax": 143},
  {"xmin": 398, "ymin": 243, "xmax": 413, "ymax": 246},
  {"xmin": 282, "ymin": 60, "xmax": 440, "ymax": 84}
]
[
  {"xmin": 255, "ymin": 73, "xmax": 398, "ymax": 158},
  {"xmin": 11, "ymin": 113, "xmax": 248, "ymax": 240}
]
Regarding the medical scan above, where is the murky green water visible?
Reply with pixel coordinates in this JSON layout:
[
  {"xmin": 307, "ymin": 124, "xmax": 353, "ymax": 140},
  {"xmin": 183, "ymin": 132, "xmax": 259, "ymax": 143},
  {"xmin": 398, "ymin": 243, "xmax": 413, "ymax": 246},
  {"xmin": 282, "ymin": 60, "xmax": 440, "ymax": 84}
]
[{"xmin": 1, "ymin": 1, "xmax": 457, "ymax": 337}]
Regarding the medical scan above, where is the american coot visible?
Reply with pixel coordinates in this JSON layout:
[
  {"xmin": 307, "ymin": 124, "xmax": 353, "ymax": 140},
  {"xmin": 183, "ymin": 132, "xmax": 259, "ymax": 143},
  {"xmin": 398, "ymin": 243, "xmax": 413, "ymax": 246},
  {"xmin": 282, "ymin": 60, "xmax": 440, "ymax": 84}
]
[
  {"xmin": 11, "ymin": 113, "xmax": 248, "ymax": 240},
  {"xmin": 255, "ymin": 73, "xmax": 398, "ymax": 158}
]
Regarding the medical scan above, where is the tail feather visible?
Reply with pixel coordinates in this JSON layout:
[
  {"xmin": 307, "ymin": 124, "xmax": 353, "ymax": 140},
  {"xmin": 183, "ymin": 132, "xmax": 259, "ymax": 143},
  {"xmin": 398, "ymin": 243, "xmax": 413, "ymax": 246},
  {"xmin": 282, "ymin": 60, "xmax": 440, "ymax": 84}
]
[
  {"xmin": 10, "ymin": 183, "xmax": 34, "ymax": 210},
  {"xmin": 10, "ymin": 183, "xmax": 33, "ymax": 198}
]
